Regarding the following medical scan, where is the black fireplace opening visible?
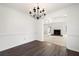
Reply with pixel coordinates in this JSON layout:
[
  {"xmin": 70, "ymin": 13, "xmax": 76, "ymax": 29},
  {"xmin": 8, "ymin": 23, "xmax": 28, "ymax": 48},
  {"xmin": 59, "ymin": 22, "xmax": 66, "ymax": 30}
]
[
  {"xmin": 52, "ymin": 29, "xmax": 62, "ymax": 36},
  {"xmin": 54, "ymin": 29, "xmax": 61, "ymax": 35}
]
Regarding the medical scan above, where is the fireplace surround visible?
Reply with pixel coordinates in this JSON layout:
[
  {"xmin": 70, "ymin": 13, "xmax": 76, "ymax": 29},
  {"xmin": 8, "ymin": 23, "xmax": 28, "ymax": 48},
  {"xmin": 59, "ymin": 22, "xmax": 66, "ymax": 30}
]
[{"xmin": 51, "ymin": 29, "xmax": 62, "ymax": 36}]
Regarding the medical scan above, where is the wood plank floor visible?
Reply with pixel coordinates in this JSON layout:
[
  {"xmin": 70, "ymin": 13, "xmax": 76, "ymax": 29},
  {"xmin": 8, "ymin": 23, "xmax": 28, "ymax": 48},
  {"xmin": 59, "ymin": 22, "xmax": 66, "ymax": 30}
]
[{"xmin": 0, "ymin": 40, "xmax": 79, "ymax": 56}]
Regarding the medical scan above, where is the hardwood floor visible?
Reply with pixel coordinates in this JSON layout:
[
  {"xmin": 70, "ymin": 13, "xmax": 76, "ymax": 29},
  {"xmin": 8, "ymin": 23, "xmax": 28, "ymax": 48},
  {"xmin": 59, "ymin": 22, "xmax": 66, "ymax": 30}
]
[
  {"xmin": 66, "ymin": 49, "xmax": 79, "ymax": 56},
  {"xmin": 0, "ymin": 40, "xmax": 79, "ymax": 56}
]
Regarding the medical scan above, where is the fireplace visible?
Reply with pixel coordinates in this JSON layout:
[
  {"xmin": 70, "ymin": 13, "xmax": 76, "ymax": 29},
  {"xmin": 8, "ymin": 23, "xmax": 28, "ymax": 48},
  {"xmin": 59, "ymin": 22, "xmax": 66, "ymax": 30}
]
[
  {"xmin": 51, "ymin": 29, "xmax": 62, "ymax": 36},
  {"xmin": 54, "ymin": 29, "xmax": 61, "ymax": 35}
]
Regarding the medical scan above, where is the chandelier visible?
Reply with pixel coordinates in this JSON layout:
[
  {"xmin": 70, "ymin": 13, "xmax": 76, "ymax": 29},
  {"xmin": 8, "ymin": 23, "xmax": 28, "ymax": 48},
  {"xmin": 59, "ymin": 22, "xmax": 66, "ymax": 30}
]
[{"xmin": 29, "ymin": 4, "xmax": 46, "ymax": 20}]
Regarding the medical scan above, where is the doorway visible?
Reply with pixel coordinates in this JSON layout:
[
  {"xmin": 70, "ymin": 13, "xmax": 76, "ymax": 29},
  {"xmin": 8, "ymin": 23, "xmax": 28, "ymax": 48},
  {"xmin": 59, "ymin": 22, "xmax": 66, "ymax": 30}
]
[{"xmin": 43, "ymin": 22, "xmax": 67, "ymax": 47}]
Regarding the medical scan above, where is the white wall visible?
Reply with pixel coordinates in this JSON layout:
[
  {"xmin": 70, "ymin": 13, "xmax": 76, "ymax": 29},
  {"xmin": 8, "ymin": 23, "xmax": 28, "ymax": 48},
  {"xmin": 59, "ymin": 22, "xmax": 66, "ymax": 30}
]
[
  {"xmin": 0, "ymin": 5, "xmax": 42, "ymax": 51},
  {"xmin": 46, "ymin": 4, "xmax": 79, "ymax": 52}
]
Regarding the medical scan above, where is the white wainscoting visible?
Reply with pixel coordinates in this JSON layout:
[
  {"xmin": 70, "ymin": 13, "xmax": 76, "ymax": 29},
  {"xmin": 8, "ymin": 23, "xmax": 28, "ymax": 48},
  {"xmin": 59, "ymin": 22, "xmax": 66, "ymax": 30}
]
[
  {"xmin": 66, "ymin": 34, "xmax": 79, "ymax": 52},
  {"xmin": 0, "ymin": 33, "xmax": 36, "ymax": 51}
]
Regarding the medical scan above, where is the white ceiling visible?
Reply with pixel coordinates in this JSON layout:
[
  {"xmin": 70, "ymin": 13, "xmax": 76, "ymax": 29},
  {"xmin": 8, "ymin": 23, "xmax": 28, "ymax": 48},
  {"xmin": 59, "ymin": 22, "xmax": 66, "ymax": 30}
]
[{"xmin": 0, "ymin": 3, "xmax": 74, "ymax": 14}]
